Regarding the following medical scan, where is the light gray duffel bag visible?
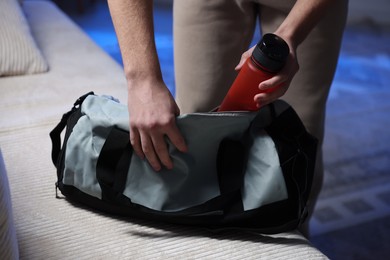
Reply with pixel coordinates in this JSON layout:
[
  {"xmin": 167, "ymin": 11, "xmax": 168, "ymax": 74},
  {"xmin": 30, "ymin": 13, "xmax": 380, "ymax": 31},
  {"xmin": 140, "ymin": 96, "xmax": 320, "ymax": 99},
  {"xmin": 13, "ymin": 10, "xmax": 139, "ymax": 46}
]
[{"xmin": 50, "ymin": 92, "xmax": 317, "ymax": 233}]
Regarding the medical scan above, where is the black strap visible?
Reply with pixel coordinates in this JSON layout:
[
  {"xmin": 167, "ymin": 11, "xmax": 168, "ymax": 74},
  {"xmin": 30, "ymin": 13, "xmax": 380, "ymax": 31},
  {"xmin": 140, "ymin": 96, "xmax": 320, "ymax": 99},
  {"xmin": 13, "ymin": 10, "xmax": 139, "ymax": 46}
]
[
  {"xmin": 96, "ymin": 127, "xmax": 133, "ymax": 203},
  {"xmin": 216, "ymin": 100, "xmax": 316, "ymax": 221},
  {"xmin": 263, "ymin": 101, "xmax": 317, "ymax": 223},
  {"xmin": 249, "ymin": 99, "xmax": 312, "ymax": 142},
  {"xmin": 49, "ymin": 108, "xmax": 75, "ymax": 166},
  {"xmin": 216, "ymin": 139, "xmax": 246, "ymax": 213},
  {"xmin": 214, "ymin": 100, "xmax": 288, "ymax": 214},
  {"xmin": 50, "ymin": 91, "xmax": 94, "ymax": 166}
]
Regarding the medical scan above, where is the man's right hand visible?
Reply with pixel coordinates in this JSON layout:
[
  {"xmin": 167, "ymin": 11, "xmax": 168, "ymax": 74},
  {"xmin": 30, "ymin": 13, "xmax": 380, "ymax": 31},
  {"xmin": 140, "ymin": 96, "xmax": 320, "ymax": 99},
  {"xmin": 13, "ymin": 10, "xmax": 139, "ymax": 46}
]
[
  {"xmin": 108, "ymin": 0, "xmax": 187, "ymax": 171},
  {"xmin": 127, "ymin": 79, "xmax": 188, "ymax": 172}
]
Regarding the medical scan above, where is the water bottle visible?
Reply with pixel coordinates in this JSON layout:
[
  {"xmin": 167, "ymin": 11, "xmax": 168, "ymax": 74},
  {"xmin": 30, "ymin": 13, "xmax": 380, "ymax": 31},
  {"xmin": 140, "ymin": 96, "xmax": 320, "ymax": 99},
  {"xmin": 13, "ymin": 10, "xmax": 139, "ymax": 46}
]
[{"xmin": 218, "ymin": 33, "xmax": 289, "ymax": 111}]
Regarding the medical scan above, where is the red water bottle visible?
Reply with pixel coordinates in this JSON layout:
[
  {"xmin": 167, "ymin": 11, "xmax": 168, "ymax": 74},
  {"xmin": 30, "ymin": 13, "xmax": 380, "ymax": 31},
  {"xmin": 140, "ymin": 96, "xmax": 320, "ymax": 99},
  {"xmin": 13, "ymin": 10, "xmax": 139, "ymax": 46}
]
[{"xmin": 218, "ymin": 33, "xmax": 289, "ymax": 111}]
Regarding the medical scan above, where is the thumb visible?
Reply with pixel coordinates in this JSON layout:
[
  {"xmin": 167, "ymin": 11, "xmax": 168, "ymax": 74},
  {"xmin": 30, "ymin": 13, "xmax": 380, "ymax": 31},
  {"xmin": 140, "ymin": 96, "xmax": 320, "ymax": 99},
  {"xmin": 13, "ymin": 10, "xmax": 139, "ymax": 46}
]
[
  {"xmin": 235, "ymin": 46, "xmax": 255, "ymax": 71},
  {"xmin": 235, "ymin": 56, "xmax": 248, "ymax": 71}
]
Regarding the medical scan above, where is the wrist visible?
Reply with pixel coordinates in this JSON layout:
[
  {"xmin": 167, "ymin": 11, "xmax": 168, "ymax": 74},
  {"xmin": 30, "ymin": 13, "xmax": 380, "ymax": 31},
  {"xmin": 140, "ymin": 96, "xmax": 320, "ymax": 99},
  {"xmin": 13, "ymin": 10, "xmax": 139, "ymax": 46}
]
[
  {"xmin": 273, "ymin": 28, "xmax": 298, "ymax": 51},
  {"xmin": 125, "ymin": 69, "xmax": 163, "ymax": 90}
]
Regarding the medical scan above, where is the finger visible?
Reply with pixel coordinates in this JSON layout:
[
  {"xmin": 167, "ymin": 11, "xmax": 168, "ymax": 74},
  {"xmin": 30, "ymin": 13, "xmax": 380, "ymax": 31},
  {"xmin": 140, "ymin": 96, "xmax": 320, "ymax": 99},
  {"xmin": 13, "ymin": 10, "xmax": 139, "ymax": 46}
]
[
  {"xmin": 254, "ymin": 93, "xmax": 270, "ymax": 108},
  {"xmin": 139, "ymin": 132, "xmax": 162, "ymax": 171},
  {"xmin": 235, "ymin": 53, "xmax": 251, "ymax": 71},
  {"xmin": 129, "ymin": 127, "xmax": 144, "ymax": 159},
  {"xmin": 258, "ymin": 74, "xmax": 287, "ymax": 91},
  {"xmin": 234, "ymin": 58, "xmax": 247, "ymax": 71},
  {"xmin": 235, "ymin": 46, "xmax": 256, "ymax": 71},
  {"xmin": 150, "ymin": 134, "xmax": 173, "ymax": 170},
  {"xmin": 165, "ymin": 124, "xmax": 188, "ymax": 153},
  {"xmin": 254, "ymin": 84, "xmax": 288, "ymax": 107}
]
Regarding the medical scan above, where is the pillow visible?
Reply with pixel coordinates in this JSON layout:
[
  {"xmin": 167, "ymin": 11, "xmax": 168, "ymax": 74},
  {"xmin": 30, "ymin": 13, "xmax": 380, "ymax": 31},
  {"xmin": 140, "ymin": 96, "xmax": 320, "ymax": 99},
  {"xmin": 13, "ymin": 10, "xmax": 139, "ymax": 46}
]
[
  {"xmin": 0, "ymin": 150, "xmax": 19, "ymax": 260},
  {"xmin": 0, "ymin": 0, "xmax": 49, "ymax": 76}
]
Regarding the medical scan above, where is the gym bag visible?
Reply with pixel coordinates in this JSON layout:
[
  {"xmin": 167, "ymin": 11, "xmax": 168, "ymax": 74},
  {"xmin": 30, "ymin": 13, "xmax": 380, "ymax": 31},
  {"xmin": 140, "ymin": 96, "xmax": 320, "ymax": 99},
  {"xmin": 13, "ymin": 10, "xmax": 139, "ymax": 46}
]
[{"xmin": 50, "ymin": 92, "xmax": 317, "ymax": 234}]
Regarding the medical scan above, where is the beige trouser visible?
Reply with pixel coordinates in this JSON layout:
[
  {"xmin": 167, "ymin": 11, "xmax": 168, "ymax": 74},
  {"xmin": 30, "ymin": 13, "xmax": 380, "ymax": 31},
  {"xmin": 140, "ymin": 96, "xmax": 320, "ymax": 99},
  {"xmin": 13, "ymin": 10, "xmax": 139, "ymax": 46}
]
[{"xmin": 173, "ymin": 0, "xmax": 348, "ymax": 237}]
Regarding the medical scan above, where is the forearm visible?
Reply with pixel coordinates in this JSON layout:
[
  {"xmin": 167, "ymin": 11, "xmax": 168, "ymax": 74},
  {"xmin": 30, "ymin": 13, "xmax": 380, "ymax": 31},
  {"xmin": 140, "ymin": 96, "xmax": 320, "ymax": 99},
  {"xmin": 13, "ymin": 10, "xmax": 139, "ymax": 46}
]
[
  {"xmin": 107, "ymin": 0, "xmax": 162, "ymax": 89},
  {"xmin": 274, "ymin": 0, "xmax": 336, "ymax": 48}
]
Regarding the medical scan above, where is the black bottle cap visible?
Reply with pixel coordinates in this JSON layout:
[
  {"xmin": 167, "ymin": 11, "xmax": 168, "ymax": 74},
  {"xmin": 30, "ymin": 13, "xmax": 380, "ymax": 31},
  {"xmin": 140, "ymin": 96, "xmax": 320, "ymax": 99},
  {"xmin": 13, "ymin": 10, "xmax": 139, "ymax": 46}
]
[{"xmin": 252, "ymin": 33, "xmax": 290, "ymax": 73}]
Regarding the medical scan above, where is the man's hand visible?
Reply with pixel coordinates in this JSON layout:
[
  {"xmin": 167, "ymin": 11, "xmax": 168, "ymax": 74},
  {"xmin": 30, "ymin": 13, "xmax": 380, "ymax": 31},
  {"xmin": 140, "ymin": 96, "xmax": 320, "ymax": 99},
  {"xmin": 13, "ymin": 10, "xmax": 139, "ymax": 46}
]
[
  {"xmin": 128, "ymin": 79, "xmax": 187, "ymax": 171},
  {"xmin": 235, "ymin": 37, "xmax": 299, "ymax": 108},
  {"xmin": 254, "ymin": 40, "xmax": 299, "ymax": 108},
  {"xmin": 108, "ymin": 0, "xmax": 187, "ymax": 171}
]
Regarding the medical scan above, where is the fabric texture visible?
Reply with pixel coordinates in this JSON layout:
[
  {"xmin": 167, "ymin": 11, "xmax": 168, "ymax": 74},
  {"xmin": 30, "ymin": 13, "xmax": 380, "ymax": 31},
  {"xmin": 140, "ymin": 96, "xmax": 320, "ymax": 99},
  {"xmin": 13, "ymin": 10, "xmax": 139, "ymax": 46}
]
[
  {"xmin": 0, "ymin": 150, "xmax": 19, "ymax": 260},
  {"xmin": 0, "ymin": 0, "xmax": 48, "ymax": 76}
]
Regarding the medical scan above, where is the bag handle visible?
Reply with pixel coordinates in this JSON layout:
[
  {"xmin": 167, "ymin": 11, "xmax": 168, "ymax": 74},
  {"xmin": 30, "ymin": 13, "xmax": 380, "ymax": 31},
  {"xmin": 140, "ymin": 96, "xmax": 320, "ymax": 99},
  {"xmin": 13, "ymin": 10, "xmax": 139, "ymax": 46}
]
[
  {"xmin": 50, "ymin": 92, "xmax": 94, "ymax": 166},
  {"xmin": 262, "ymin": 100, "xmax": 317, "ymax": 223},
  {"xmin": 49, "ymin": 109, "xmax": 73, "ymax": 166},
  {"xmin": 96, "ymin": 127, "xmax": 133, "ymax": 203},
  {"xmin": 216, "ymin": 138, "xmax": 247, "ymax": 213}
]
